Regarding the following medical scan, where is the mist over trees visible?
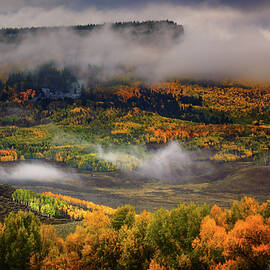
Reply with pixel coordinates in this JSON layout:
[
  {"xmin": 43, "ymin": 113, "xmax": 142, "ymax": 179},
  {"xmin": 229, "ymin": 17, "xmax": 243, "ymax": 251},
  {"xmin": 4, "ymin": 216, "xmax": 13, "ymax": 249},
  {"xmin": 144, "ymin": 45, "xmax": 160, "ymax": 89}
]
[
  {"xmin": 0, "ymin": 20, "xmax": 183, "ymax": 45},
  {"xmin": 0, "ymin": 61, "xmax": 236, "ymax": 126}
]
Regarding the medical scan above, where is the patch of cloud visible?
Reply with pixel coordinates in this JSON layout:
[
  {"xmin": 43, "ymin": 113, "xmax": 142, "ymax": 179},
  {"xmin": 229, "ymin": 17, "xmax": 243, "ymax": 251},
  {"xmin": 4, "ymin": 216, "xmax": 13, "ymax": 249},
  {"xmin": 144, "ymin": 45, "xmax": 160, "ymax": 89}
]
[
  {"xmin": 1, "ymin": 0, "xmax": 270, "ymax": 14},
  {"xmin": 97, "ymin": 142, "xmax": 212, "ymax": 182},
  {"xmin": 136, "ymin": 142, "xmax": 193, "ymax": 181},
  {"xmin": 0, "ymin": 162, "xmax": 77, "ymax": 182}
]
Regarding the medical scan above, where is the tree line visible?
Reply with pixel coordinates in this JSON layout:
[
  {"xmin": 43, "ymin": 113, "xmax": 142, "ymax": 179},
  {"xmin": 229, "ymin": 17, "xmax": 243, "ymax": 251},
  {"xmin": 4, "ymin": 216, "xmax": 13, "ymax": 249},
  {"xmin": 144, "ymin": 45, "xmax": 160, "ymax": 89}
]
[
  {"xmin": 12, "ymin": 189, "xmax": 115, "ymax": 220},
  {"xmin": 12, "ymin": 189, "xmax": 69, "ymax": 218},
  {"xmin": 0, "ymin": 20, "xmax": 184, "ymax": 44}
]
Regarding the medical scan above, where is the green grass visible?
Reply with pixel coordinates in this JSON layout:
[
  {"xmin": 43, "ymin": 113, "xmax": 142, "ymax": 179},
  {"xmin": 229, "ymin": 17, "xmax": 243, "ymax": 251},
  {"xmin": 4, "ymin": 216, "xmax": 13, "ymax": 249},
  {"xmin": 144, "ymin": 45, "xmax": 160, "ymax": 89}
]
[{"xmin": 54, "ymin": 221, "xmax": 83, "ymax": 238}]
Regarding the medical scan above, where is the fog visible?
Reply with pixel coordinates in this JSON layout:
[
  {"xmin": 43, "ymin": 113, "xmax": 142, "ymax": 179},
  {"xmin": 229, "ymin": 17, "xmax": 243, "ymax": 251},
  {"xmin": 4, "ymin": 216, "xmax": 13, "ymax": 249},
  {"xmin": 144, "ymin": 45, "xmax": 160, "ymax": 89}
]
[
  {"xmin": 52, "ymin": 129, "xmax": 205, "ymax": 181},
  {"xmin": 0, "ymin": 141, "xmax": 209, "ymax": 184},
  {"xmin": 0, "ymin": 162, "xmax": 77, "ymax": 182},
  {"xmin": 136, "ymin": 142, "xmax": 193, "ymax": 180},
  {"xmin": 98, "ymin": 142, "xmax": 211, "ymax": 182},
  {"xmin": 52, "ymin": 131, "xmax": 200, "ymax": 181},
  {"xmin": 0, "ymin": 4, "xmax": 270, "ymax": 81}
]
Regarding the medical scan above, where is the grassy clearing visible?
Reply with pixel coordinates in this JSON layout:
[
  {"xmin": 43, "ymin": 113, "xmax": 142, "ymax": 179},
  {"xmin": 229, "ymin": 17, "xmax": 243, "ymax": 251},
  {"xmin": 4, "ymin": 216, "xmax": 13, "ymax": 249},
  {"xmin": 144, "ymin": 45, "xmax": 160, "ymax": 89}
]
[{"xmin": 54, "ymin": 221, "xmax": 83, "ymax": 238}]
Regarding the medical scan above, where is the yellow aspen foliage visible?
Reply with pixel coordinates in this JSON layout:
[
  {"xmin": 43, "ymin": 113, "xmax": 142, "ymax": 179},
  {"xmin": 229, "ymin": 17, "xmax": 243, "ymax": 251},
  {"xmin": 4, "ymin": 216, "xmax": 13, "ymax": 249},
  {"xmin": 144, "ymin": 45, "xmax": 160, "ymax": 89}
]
[
  {"xmin": 55, "ymin": 152, "xmax": 64, "ymax": 162},
  {"xmin": 148, "ymin": 260, "xmax": 167, "ymax": 270},
  {"xmin": 83, "ymin": 211, "xmax": 111, "ymax": 234}
]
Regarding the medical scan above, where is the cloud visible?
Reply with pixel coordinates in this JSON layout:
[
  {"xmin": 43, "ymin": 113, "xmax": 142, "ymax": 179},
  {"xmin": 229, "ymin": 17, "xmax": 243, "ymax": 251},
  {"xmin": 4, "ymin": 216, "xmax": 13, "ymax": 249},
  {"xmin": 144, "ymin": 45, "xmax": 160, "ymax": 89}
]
[
  {"xmin": 136, "ymin": 142, "xmax": 193, "ymax": 181},
  {"xmin": 0, "ymin": 162, "xmax": 77, "ymax": 182},
  {"xmin": 97, "ymin": 142, "xmax": 212, "ymax": 182},
  {"xmin": 0, "ymin": 4, "xmax": 270, "ymax": 81},
  {"xmin": 51, "ymin": 130, "xmax": 198, "ymax": 182},
  {"xmin": 1, "ymin": 0, "xmax": 270, "ymax": 14},
  {"xmin": 1, "ymin": 3, "xmax": 270, "ymax": 28}
]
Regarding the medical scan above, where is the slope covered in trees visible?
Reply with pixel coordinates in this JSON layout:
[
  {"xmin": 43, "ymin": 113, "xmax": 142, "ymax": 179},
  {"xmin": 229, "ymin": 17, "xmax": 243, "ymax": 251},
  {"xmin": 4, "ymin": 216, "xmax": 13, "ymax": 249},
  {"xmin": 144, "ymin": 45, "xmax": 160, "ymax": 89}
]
[
  {"xmin": 12, "ymin": 189, "xmax": 115, "ymax": 220},
  {"xmin": 0, "ymin": 185, "xmax": 71, "ymax": 224},
  {"xmin": 0, "ymin": 62, "xmax": 269, "ymax": 167}
]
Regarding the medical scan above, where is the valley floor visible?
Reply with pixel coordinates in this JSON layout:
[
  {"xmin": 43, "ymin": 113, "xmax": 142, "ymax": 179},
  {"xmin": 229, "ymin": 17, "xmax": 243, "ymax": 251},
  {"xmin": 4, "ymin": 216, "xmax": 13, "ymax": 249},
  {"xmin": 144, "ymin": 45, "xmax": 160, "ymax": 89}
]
[{"xmin": 2, "ymin": 160, "xmax": 269, "ymax": 212}]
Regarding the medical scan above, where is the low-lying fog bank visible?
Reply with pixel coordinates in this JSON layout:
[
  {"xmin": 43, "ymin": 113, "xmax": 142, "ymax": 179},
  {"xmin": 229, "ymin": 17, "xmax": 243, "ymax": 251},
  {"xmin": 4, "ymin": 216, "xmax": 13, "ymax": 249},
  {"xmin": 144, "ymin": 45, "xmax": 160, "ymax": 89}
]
[
  {"xmin": 0, "ymin": 143, "xmax": 222, "ymax": 186},
  {"xmin": 0, "ymin": 161, "xmax": 79, "ymax": 183}
]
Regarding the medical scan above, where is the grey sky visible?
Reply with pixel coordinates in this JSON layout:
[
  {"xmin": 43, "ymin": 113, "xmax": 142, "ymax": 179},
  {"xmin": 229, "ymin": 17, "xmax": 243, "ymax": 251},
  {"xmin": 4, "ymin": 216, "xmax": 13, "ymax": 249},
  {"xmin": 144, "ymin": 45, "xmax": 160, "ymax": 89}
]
[
  {"xmin": 0, "ymin": 1, "xmax": 269, "ymax": 29},
  {"xmin": 0, "ymin": 0, "xmax": 269, "ymax": 29},
  {"xmin": 1, "ymin": 0, "xmax": 270, "ymax": 13}
]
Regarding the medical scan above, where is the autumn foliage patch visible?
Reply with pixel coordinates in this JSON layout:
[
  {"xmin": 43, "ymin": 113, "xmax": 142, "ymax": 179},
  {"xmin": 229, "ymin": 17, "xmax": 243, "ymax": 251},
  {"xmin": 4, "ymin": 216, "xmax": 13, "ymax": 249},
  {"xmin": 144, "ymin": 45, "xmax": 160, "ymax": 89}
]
[{"xmin": 2, "ymin": 191, "xmax": 269, "ymax": 270}]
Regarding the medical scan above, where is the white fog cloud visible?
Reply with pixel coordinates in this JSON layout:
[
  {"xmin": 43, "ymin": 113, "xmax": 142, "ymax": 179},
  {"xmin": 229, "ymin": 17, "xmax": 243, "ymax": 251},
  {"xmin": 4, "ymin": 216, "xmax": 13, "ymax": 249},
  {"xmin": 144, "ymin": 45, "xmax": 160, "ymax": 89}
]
[
  {"xmin": 0, "ymin": 162, "xmax": 77, "ymax": 182},
  {"xmin": 136, "ymin": 142, "xmax": 193, "ymax": 180},
  {"xmin": 98, "ymin": 142, "xmax": 211, "ymax": 182},
  {"xmin": 0, "ymin": 4, "xmax": 270, "ymax": 81}
]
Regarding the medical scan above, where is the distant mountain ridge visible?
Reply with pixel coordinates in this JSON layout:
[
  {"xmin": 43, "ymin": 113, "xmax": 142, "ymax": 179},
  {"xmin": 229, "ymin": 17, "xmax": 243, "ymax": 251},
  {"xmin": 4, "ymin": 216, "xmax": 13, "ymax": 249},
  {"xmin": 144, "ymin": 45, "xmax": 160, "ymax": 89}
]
[{"xmin": 0, "ymin": 20, "xmax": 184, "ymax": 44}]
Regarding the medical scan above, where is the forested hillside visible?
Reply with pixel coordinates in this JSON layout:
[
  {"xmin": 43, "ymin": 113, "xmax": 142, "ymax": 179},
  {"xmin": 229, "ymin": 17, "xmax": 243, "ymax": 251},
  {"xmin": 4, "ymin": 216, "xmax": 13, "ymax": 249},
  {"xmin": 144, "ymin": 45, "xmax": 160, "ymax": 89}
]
[{"xmin": 0, "ymin": 60, "xmax": 269, "ymax": 169}]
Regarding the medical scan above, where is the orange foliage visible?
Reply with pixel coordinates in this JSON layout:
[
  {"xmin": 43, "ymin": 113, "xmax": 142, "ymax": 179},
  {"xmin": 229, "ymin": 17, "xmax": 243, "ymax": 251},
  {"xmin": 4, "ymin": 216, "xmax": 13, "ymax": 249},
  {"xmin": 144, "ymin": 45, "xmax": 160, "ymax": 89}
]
[
  {"xmin": 193, "ymin": 216, "xmax": 227, "ymax": 266},
  {"xmin": 148, "ymin": 260, "xmax": 167, "ymax": 270},
  {"xmin": 59, "ymin": 211, "xmax": 120, "ymax": 269},
  {"xmin": 0, "ymin": 150, "xmax": 18, "ymax": 162},
  {"xmin": 222, "ymin": 215, "xmax": 270, "ymax": 269},
  {"xmin": 19, "ymin": 89, "xmax": 36, "ymax": 102},
  {"xmin": 116, "ymin": 86, "xmax": 141, "ymax": 102},
  {"xmin": 210, "ymin": 205, "xmax": 227, "ymax": 229},
  {"xmin": 214, "ymin": 259, "xmax": 239, "ymax": 270},
  {"xmin": 83, "ymin": 211, "xmax": 111, "ymax": 233},
  {"xmin": 10, "ymin": 195, "xmax": 269, "ymax": 270},
  {"xmin": 192, "ymin": 197, "xmax": 270, "ymax": 269},
  {"xmin": 70, "ymin": 107, "xmax": 90, "ymax": 114},
  {"xmin": 238, "ymin": 196, "xmax": 260, "ymax": 217},
  {"xmin": 55, "ymin": 152, "xmax": 64, "ymax": 162}
]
